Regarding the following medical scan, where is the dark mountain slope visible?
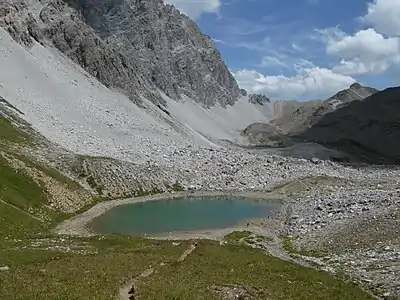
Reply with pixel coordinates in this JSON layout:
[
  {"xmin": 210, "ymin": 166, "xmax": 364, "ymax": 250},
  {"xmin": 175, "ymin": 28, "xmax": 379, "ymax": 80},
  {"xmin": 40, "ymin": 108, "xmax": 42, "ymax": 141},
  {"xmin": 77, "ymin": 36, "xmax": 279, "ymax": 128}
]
[
  {"xmin": 299, "ymin": 87, "xmax": 400, "ymax": 163},
  {"xmin": 242, "ymin": 84, "xmax": 379, "ymax": 148}
]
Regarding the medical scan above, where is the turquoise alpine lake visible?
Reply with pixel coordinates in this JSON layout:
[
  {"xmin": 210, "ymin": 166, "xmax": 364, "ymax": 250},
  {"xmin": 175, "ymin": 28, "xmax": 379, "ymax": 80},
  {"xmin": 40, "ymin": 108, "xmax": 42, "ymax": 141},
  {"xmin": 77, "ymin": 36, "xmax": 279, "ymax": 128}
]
[{"xmin": 89, "ymin": 196, "xmax": 281, "ymax": 235}]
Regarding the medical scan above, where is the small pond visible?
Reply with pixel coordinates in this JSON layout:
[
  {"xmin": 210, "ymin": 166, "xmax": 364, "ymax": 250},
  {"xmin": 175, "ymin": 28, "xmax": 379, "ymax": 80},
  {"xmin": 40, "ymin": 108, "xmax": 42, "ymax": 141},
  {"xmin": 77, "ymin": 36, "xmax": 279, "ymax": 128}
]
[{"xmin": 89, "ymin": 196, "xmax": 280, "ymax": 236}]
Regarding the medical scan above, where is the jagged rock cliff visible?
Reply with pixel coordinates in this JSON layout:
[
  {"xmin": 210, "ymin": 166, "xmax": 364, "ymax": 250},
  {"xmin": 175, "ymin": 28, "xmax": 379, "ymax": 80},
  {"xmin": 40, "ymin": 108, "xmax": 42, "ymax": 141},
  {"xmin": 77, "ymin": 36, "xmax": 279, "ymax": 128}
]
[
  {"xmin": 0, "ymin": 0, "xmax": 240, "ymax": 107},
  {"xmin": 248, "ymin": 94, "xmax": 270, "ymax": 106},
  {"xmin": 66, "ymin": 0, "xmax": 240, "ymax": 107}
]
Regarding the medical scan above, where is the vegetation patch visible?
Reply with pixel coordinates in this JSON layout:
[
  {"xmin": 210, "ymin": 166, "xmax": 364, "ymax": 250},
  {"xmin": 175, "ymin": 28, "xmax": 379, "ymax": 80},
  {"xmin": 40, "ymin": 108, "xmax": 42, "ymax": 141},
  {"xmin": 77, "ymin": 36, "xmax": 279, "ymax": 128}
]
[
  {"xmin": 283, "ymin": 236, "xmax": 327, "ymax": 258},
  {"xmin": 0, "ymin": 114, "xmax": 31, "ymax": 145},
  {"xmin": 224, "ymin": 231, "xmax": 275, "ymax": 247},
  {"xmin": 0, "ymin": 114, "xmax": 376, "ymax": 299},
  {"xmin": 224, "ymin": 231, "xmax": 253, "ymax": 244},
  {"xmin": 135, "ymin": 241, "xmax": 373, "ymax": 299}
]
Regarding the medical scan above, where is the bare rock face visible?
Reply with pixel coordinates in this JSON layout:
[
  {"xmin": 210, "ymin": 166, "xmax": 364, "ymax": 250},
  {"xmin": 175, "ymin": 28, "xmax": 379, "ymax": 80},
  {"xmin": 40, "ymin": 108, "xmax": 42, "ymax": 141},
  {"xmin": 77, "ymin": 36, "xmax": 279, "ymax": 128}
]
[
  {"xmin": 1, "ymin": 0, "xmax": 163, "ymax": 105},
  {"xmin": 0, "ymin": 0, "xmax": 240, "ymax": 107},
  {"xmin": 242, "ymin": 122, "xmax": 285, "ymax": 146},
  {"xmin": 63, "ymin": 0, "xmax": 241, "ymax": 107},
  {"xmin": 248, "ymin": 94, "xmax": 270, "ymax": 106},
  {"xmin": 327, "ymin": 83, "xmax": 379, "ymax": 103}
]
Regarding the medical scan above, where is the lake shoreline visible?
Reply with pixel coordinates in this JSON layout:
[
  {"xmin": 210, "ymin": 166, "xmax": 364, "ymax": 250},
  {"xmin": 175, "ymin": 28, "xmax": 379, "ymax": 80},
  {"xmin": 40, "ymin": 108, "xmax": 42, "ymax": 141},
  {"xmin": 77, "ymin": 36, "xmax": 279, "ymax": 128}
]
[{"xmin": 54, "ymin": 190, "xmax": 286, "ymax": 239}]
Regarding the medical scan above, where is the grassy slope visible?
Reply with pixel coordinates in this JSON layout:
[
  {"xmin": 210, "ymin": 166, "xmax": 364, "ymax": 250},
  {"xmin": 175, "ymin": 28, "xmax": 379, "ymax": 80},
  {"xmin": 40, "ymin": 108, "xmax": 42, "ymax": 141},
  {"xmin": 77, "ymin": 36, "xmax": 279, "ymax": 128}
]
[
  {"xmin": 0, "ymin": 236, "xmax": 187, "ymax": 300},
  {"xmin": 0, "ymin": 113, "xmax": 74, "ymax": 240},
  {"xmin": 138, "ymin": 241, "xmax": 371, "ymax": 300},
  {"xmin": 0, "ymin": 111, "xmax": 373, "ymax": 299},
  {"xmin": 0, "ymin": 115, "xmax": 48, "ymax": 239}
]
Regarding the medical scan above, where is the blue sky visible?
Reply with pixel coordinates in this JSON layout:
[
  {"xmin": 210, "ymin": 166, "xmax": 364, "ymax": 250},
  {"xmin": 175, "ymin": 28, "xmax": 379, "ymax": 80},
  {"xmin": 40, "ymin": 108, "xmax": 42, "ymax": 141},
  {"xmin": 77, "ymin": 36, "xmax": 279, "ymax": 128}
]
[{"xmin": 166, "ymin": 0, "xmax": 400, "ymax": 100}]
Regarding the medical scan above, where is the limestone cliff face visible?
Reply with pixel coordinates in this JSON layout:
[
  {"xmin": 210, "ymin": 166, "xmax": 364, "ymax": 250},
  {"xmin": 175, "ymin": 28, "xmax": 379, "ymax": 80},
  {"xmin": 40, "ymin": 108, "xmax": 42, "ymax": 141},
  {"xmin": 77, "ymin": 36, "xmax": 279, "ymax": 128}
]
[
  {"xmin": 65, "ymin": 0, "xmax": 240, "ymax": 107},
  {"xmin": 0, "ymin": 0, "xmax": 240, "ymax": 107},
  {"xmin": 248, "ymin": 94, "xmax": 270, "ymax": 106}
]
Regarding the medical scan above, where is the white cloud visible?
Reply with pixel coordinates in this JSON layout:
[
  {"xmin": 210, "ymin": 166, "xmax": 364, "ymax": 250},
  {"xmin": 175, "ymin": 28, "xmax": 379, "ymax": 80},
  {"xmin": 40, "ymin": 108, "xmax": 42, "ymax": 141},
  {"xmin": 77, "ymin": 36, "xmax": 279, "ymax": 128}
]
[
  {"xmin": 326, "ymin": 29, "xmax": 400, "ymax": 75},
  {"xmin": 327, "ymin": 29, "xmax": 399, "ymax": 59},
  {"xmin": 363, "ymin": 0, "xmax": 400, "ymax": 36},
  {"xmin": 164, "ymin": 0, "xmax": 221, "ymax": 19},
  {"xmin": 291, "ymin": 43, "xmax": 304, "ymax": 52},
  {"xmin": 261, "ymin": 56, "xmax": 289, "ymax": 69},
  {"xmin": 319, "ymin": 0, "xmax": 400, "ymax": 76},
  {"xmin": 314, "ymin": 27, "xmax": 347, "ymax": 43},
  {"xmin": 332, "ymin": 59, "xmax": 399, "ymax": 76},
  {"xmin": 234, "ymin": 67, "xmax": 355, "ymax": 100}
]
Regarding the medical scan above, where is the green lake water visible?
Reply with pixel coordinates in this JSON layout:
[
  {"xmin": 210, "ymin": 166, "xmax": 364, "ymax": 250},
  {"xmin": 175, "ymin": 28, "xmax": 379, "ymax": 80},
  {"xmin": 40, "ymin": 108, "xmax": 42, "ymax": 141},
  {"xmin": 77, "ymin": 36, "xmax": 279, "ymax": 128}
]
[{"xmin": 89, "ymin": 196, "xmax": 280, "ymax": 235}]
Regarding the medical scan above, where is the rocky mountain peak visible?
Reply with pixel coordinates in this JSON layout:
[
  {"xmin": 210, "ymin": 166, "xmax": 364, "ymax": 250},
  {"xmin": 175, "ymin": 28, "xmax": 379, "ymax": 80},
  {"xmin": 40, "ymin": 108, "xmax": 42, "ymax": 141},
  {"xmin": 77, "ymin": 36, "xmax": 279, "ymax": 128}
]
[
  {"xmin": 350, "ymin": 82, "xmax": 362, "ymax": 89},
  {"xmin": 64, "ymin": 0, "xmax": 241, "ymax": 107},
  {"xmin": 1, "ymin": 0, "xmax": 241, "ymax": 108},
  {"xmin": 327, "ymin": 83, "xmax": 378, "ymax": 103},
  {"xmin": 248, "ymin": 94, "xmax": 271, "ymax": 105}
]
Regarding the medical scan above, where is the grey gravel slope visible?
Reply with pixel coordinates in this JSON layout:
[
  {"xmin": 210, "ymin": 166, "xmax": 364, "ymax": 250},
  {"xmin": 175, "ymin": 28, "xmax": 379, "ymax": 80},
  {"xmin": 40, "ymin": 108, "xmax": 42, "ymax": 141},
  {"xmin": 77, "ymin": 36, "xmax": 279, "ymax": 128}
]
[{"xmin": 1, "ymin": 0, "xmax": 240, "ymax": 107}]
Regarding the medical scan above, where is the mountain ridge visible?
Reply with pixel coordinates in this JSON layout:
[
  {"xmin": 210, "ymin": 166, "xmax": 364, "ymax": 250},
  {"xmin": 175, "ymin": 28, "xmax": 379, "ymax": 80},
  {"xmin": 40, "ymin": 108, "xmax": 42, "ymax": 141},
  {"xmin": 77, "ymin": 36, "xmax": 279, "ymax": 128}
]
[
  {"xmin": 1, "ymin": 0, "xmax": 240, "ymax": 108},
  {"xmin": 299, "ymin": 86, "xmax": 400, "ymax": 163},
  {"xmin": 242, "ymin": 83, "xmax": 380, "ymax": 150}
]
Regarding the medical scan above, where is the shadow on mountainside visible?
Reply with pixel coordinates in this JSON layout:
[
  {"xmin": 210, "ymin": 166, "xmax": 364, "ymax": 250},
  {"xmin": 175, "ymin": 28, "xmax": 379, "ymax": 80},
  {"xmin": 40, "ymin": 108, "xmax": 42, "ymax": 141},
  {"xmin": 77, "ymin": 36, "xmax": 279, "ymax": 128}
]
[{"xmin": 296, "ymin": 87, "xmax": 400, "ymax": 165}]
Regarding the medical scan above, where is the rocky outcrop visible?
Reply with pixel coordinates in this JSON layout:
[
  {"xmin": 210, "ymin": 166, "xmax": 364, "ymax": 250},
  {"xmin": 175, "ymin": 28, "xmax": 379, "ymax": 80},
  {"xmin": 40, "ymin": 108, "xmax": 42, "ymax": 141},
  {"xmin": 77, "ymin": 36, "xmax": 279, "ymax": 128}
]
[
  {"xmin": 242, "ymin": 122, "xmax": 284, "ymax": 146},
  {"xmin": 248, "ymin": 94, "xmax": 270, "ymax": 106},
  {"xmin": 270, "ymin": 100, "xmax": 323, "ymax": 135},
  {"xmin": 327, "ymin": 83, "xmax": 378, "ymax": 103},
  {"xmin": 62, "ymin": 0, "xmax": 241, "ymax": 107},
  {"xmin": 0, "ymin": 0, "xmax": 240, "ymax": 107}
]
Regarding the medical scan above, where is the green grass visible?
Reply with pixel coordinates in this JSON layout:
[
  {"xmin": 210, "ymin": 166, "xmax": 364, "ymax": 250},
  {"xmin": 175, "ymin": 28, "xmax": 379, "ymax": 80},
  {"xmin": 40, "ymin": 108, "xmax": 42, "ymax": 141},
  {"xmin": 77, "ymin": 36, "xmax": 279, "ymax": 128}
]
[
  {"xmin": 136, "ymin": 241, "xmax": 372, "ymax": 300},
  {"xmin": 224, "ymin": 231, "xmax": 253, "ymax": 243},
  {"xmin": 0, "ymin": 236, "xmax": 188, "ymax": 300},
  {"xmin": 0, "ymin": 202, "xmax": 46, "ymax": 240},
  {"xmin": 283, "ymin": 237, "xmax": 327, "ymax": 258},
  {"xmin": 0, "ymin": 237, "xmax": 373, "ymax": 300},
  {"xmin": 0, "ymin": 154, "xmax": 65, "ymax": 240},
  {"xmin": 0, "ymin": 115, "xmax": 376, "ymax": 299},
  {"xmin": 0, "ymin": 155, "xmax": 48, "ymax": 209},
  {"xmin": 224, "ymin": 231, "xmax": 273, "ymax": 246},
  {"xmin": 0, "ymin": 115, "xmax": 30, "ymax": 144}
]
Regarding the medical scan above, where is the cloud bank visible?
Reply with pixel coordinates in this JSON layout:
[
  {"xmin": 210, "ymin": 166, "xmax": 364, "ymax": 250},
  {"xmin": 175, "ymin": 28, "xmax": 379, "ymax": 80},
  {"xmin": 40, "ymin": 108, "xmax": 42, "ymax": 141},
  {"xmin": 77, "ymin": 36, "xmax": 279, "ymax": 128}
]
[{"xmin": 165, "ymin": 0, "xmax": 221, "ymax": 19}]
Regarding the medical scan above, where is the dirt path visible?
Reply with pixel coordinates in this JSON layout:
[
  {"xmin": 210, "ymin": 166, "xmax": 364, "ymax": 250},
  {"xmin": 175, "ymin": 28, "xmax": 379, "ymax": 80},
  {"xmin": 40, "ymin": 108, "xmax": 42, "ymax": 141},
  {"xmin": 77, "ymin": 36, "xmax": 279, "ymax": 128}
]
[
  {"xmin": 178, "ymin": 243, "xmax": 197, "ymax": 262},
  {"xmin": 119, "ymin": 268, "xmax": 154, "ymax": 300},
  {"xmin": 0, "ymin": 198, "xmax": 44, "ymax": 222},
  {"xmin": 119, "ymin": 244, "xmax": 197, "ymax": 300}
]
